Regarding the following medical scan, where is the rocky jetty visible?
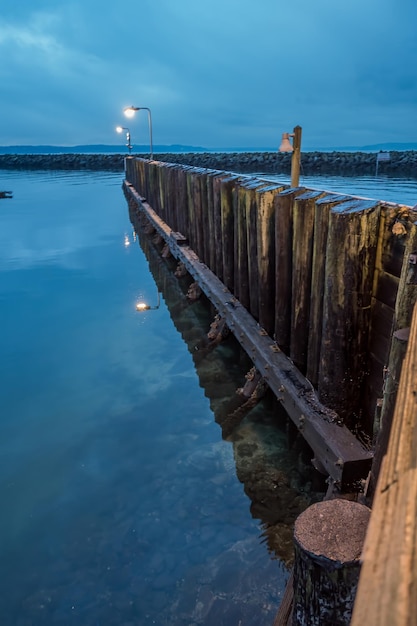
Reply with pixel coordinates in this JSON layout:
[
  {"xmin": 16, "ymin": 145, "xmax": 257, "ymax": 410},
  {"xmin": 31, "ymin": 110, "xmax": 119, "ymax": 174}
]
[{"xmin": 0, "ymin": 150, "xmax": 417, "ymax": 177}]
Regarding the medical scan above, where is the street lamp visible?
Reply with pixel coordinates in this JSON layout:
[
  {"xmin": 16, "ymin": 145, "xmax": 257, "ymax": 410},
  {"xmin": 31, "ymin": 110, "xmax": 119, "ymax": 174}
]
[
  {"xmin": 124, "ymin": 106, "xmax": 153, "ymax": 159},
  {"xmin": 279, "ymin": 125, "xmax": 302, "ymax": 188},
  {"xmin": 135, "ymin": 291, "xmax": 160, "ymax": 311},
  {"xmin": 116, "ymin": 126, "xmax": 132, "ymax": 153}
]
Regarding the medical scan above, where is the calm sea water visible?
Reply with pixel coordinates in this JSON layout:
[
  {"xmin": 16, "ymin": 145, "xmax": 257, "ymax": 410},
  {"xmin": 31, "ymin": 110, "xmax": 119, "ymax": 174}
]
[
  {"xmin": 0, "ymin": 168, "xmax": 414, "ymax": 626},
  {"xmin": 0, "ymin": 169, "xmax": 318, "ymax": 626},
  {"xmin": 255, "ymin": 172, "xmax": 417, "ymax": 206}
]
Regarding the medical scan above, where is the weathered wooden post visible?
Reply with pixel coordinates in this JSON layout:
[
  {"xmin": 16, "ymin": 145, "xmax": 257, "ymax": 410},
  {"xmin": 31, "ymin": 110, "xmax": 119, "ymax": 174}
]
[
  {"xmin": 290, "ymin": 190, "xmax": 324, "ymax": 373},
  {"xmin": 369, "ymin": 214, "xmax": 417, "ymax": 495},
  {"xmin": 318, "ymin": 198, "xmax": 380, "ymax": 430},
  {"xmin": 306, "ymin": 193, "xmax": 350, "ymax": 387},
  {"xmin": 351, "ymin": 300, "xmax": 417, "ymax": 626},
  {"xmin": 233, "ymin": 177, "xmax": 270, "ymax": 308},
  {"xmin": 274, "ymin": 188, "xmax": 302, "ymax": 353},
  {"xmin": 256, "ymin": 183, "xmax": 283, "ymax": 335},
  {"xmin": 205, "ymin": 169, "xmax": 222, "ymax": 272},
  {"xmin": 292, "ymin": 499, "xmax": 370, "ymax": 626},
  {"xmin": 212, "ymin": 173, "xmax": 226, "ymax": 281},
  {"xmin": 220, "ymin": 174, "xmax": 240, "ymax": 293}
]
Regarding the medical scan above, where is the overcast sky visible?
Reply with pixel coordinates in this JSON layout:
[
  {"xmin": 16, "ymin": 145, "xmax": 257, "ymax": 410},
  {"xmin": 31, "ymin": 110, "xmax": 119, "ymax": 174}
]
[{"xmin": 0, "ymin": 0, "xmax": 416, "ymax": 149}]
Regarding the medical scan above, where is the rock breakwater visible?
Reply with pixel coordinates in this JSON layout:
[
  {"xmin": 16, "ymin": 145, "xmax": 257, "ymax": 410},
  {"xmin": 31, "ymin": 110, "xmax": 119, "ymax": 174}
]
[{"xmin": 1, "ymin": 151, "xmax": 417, "ymax": 177}]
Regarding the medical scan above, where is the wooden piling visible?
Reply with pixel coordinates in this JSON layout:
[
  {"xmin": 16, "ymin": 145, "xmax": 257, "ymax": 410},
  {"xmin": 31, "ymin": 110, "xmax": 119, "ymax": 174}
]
[
  {"xmin": 205, "ymin": 170, "xmax": 223, "ymax": 273},
  {"xmin": 220, "ymin": 174, "xmax": 241, "ymax": 293},
  {"xmin": 369, "ymin": 214, "xmax": 417, "ymax": 495},
  {"xmin": 245, "ymin": 178, "xmax": 261, "ymax": 320},
  {"xmin": 256, "ymin": 184, "xmax": 284, "ymax": 335},
  {"xmin": 351, "ymin": 300, "xmax": 417, "ymax": 626},
  {"xmin": 318, "ymin": 199, "xmax": 380, "ymax": 429},
  {"xmin": 212, "ymin": 173, "xmax": 226, "ymax": 281},
  {"xmin": 290, "ymin": 190, "xmax": 325, "ymax": 373},
  {"xmin": 306, "ymin": 194, "xmax": 351, "ymax": 387},
  {"xmin": 292, "ymin": 499, "xmax": 370, "ymax": 626},
  {"xmin": 235, "ymin": 179, "xmax": 270, "ymax": 311},
  {"xmin": 274, "ymin": 188, "xmax": 303, "ymax": 353}
]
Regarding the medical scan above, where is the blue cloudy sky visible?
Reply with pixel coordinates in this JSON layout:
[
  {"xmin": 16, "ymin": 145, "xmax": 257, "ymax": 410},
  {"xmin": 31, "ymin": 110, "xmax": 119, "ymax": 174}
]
[{"xmin": 0, "ymin": 0, "xmax": 416, "ymax": 149}]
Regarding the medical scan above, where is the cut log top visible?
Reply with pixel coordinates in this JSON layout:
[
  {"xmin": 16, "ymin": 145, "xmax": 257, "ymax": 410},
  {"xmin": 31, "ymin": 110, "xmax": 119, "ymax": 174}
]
[{"xmin": 294, "ymin": 499, "xmax": 371, "ymax": 564}]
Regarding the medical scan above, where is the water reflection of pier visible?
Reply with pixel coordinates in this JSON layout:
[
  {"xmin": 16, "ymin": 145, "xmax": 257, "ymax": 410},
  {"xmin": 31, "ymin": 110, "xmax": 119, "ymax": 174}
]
[{"xmin": 128, "ymin": 202, "xmax": 326, "ymax": 567}]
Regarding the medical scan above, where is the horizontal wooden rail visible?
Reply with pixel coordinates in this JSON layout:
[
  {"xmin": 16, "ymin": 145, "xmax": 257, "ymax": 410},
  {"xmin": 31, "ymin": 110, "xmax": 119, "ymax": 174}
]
[{"xmin": 124, "ymin": 180, "xmax": 373, "ymax": 489}]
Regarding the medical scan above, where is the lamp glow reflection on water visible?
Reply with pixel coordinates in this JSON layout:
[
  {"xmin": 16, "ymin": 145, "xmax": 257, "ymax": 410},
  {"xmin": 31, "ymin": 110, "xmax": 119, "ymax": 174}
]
[{"xmin": 135, "ymin": 291, "xmax": 160, "ymax": 311}]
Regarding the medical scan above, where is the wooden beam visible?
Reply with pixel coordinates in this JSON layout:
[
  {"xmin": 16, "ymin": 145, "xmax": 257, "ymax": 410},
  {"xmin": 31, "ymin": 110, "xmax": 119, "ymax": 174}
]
[
  {"xmin": 124, "ymin": 180, "xmax": 373, "ymax": 488},
  {"xmin": 351, "ymin": 301, "xmax": 417, "ymax": 626}
]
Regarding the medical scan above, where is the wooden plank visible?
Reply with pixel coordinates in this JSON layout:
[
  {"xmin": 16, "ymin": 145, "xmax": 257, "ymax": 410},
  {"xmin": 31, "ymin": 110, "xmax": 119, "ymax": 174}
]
[
  {"xmin": 379, "ymin": 202, "xmax": 410, "ymax": 277},
  {"xmin": 307, "ymin": 193, "xmax": 352, "ymax": 387},
  {"xmin": 176, "ymin": 165, "xmax": 192, "ymax": 240},
  {"xmin": 318, "ymin": 198, "xmax": 380, "ymax": 432},
  {"xmin": 185, "ymin": 168, "xmax": 197, "ymax": 251},
  {"xmin": 198, "ymin": 170, "xmax": 210, "ymax": 266},
  {"xmin": 124, "ymin": 180, "xmax": 373, "ymax": 488},
  {"xmin": 220, "ymin": 174, "xmax": 241, "ymax": 292},
  {"xmin": 351, "ymin": 301, "xmax": 417, "ymax": 626},
  {"xmin": 256, "ymin": 184, "xmax": 284, "ymax": 335},
  {"xmin": 236, "ymin": 178, "xmax": 271, "ymax": 308},
  {"xmin": 375, "ymin": 270, "xmax": 399, "ymax": 309},
  {"xmin": 206, "ymin": 170, "xmax": 224, "ymax": 272},
  {"xmin": 246, "ymin": 179, "xmax": 261, "ymax": 320},
  {"xmin": 291, "ymin": 190, "xmax": 325, "ymax": 373},
  {"xmin": 370, "ymin": 217, "xmax": 417, "ymax": 493},
  {"xmin": 274, "ymin": 188, "xmax": 304, "ymax": 353},
  {"xmin": 212, "ymin": 173, "xmax": 225, "ymax": 280}
]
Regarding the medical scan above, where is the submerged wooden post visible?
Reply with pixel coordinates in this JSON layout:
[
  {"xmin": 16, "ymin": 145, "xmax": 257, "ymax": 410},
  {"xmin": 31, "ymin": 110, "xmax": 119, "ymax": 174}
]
[{"xmin": 292, "ymin": 499, "xmax": 370, "ymax": 626}]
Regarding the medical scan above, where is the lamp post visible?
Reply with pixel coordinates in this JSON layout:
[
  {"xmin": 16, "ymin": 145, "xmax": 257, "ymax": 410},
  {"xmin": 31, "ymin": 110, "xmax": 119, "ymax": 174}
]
[
  {"xmin": 279, "ymin": 125, "xmax": 302, "ymax": 188},
  {"xmin": 124, "ymin": 106, "xmax": 153, "ymax": 159},
  {"xmin": 116, "ymin": 126, "xmax": 132, "ymax": 153}
]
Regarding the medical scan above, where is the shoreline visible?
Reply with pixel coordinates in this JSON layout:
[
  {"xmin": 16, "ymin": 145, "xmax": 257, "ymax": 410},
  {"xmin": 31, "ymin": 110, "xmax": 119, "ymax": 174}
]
[{"xmin": 0, "ymin": 151, "xmax": 416, "ymax": 177}]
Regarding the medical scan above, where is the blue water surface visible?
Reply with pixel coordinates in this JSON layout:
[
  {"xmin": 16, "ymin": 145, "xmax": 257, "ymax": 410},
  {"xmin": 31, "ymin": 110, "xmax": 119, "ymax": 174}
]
[
  {"xmin": 3, "ymin": 167, "xmax": 410, "ymax": 625},
  {"xmin": 0, "ymin": 170, "xmax": 297, "ymax": 626}
]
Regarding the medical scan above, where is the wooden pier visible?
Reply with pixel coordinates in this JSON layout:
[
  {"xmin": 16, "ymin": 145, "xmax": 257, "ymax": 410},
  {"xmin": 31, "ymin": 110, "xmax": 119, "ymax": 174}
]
[{"xmin": 123, "ymin": 156, "xmax": 417, "ymax": 624}]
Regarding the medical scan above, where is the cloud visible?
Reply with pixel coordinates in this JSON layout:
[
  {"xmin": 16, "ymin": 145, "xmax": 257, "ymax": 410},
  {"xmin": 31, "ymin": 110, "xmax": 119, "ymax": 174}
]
[{"xmin": 0, "ymin": 0, "xmax": 416, "ymax": 148}]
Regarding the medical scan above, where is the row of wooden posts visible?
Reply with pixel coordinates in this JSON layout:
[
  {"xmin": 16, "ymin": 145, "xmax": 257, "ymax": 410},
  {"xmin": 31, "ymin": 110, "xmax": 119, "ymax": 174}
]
[
  {"xmin": 127, "ymin": 157, "xmax": 417, "ymax": 446},
  {"xmin": 124, "ymin": 156, "xmax": 417, "ymax": 625}
]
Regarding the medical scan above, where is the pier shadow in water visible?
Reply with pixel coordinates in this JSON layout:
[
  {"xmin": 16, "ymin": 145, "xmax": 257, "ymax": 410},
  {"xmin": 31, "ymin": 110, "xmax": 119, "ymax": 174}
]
[{"xmin": 128, "ymin": 203, "xmax": 327, "ymax": 570}]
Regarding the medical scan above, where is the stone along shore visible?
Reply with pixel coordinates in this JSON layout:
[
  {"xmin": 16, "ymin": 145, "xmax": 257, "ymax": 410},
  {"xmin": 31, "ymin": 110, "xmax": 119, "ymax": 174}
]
[{"xmin": 0, "ymin": 151, "xmax": 417, "ymax": 177}]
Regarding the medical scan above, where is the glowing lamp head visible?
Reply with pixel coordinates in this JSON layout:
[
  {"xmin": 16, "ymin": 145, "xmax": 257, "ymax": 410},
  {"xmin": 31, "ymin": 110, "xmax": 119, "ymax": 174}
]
[
  {"xmin": 136, "ymin": 302, "xmax": 150, "ymax": 311},
  {"xmin": 124, "ymin": 107, "xmax": 136, "ymax": 119},
  {"xmin": 116, "ymin": 126, "xmax": 123, "ymax": 133}
]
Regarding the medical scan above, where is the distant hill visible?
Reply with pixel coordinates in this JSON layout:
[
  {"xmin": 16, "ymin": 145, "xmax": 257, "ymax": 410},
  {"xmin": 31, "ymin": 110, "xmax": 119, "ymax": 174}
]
[
  {"xmin": 1, "ymin": 142, "xmax": 417, "ymax": 154},
  {"xmin": 357, "ymin": 142, "xmax": 417, "ymax": 151},
  {"xmin": 0, "ymin": 144, "xmax": 209, "ymax": 154},
  {"xmin": 305, "ymin": 142, "xmax": 417, "ymax": 153}
]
